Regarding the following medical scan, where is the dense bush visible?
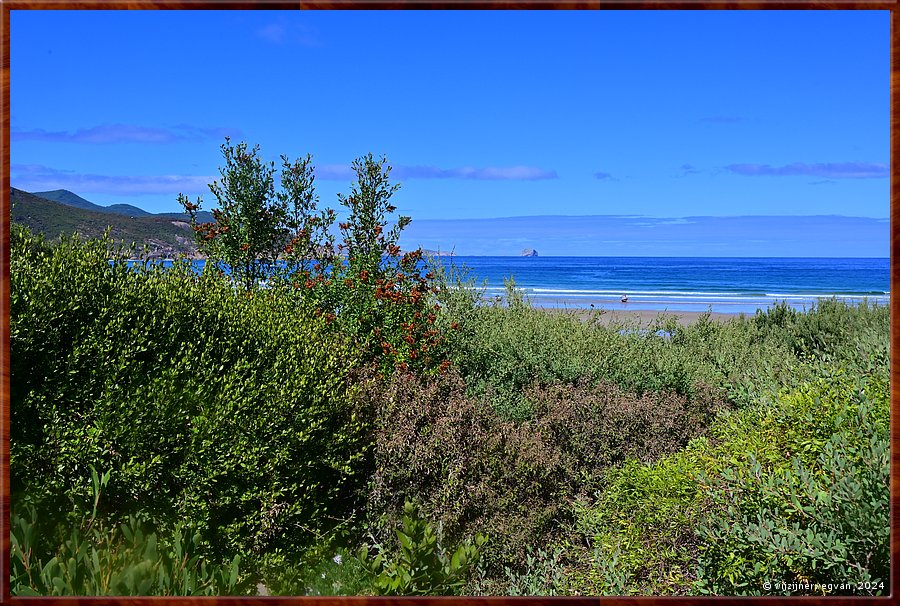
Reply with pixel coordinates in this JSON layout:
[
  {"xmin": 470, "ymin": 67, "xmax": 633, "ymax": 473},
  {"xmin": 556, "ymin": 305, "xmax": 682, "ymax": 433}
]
[
  {"xmin": 364, "ymin": 368, "xmax": 725, "ymax": 574},
  {"xmin": 567, "ymin": 437, "xmax": 715, "ymax": 595},
  {"xmin": 278, "ymin": 549, "xmax": 373, "ymax": 596},
  {"xmin": 526, "ymin": 378, "xmax": 724, "ymax": 470},
  {"xmin": 181, "ymin": 141, "xmax": 450, "ymax": 377},
  {"xmin": 11, "ymin": 214, "xmax": 889, "ymax": 596},
  {"xmin": 466, "ymin": 546, "xmax": 569, "ymax": 596},
  {"xmin": 755, "ymin": 298, "xmax": 889, "ymax": 364},
  {"xmin": 11, "ymin": 468, "xmax": 245, "ymax": 596},
  {"xmin": 433, "ymin": 273, "xmax": 888, "ymax": 419},
  {"xmin": 570, "ymin": 367, "xmax": 889, "ymax": 596},
  {"xmin": 358, "ymin": 501, "xmax": 487, "ymax": 596},
  {"xmin": 695, "ymin": 372, "xmax": 889, "ymax": 595},
  {"xmin": 10, "ymin": 225, "xmax": 373, "ymax": 578},
  {"xmin": 433, "ymin": 278, "xmax": 772, "ymax": 417}
]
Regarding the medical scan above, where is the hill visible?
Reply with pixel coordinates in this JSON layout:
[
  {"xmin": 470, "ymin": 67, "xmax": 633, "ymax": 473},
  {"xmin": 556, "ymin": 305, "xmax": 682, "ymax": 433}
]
[
  {"xmin": 32, "ymin": 189, "xmax": 151, "ymax": 217},
  {"xmin": 30, "ymin": 189, "xmax": 215, "ymax": 223},
  {"xmin": 11, "ymin": 188, "xmax": 201, "ymax": 259}
]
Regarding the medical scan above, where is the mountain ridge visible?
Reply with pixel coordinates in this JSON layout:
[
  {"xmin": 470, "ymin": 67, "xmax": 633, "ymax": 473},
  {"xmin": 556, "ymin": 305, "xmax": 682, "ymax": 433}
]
[
  {"xmin": 11, "ymin": 187, "xmax": 202, "ymax": 259},
  {"xmin": 32, "ymin": 189, "xmax": 152, "ymax": 218}
]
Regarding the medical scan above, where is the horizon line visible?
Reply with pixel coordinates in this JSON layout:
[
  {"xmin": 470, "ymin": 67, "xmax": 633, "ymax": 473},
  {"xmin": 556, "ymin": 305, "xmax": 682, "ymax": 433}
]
[{"xmin": 14, "ymin": 187, "xmax": 889, "ymax": 222}]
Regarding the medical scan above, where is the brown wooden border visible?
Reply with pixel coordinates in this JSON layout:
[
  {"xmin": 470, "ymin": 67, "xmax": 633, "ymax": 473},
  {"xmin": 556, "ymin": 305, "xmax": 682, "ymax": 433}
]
[
  {"xmin": 1, "ymin": 2, "xmax": 896, "ymax": 603},
  {"xmin": 1, "ymin": 3, "xmax": 8, "ymax": 605},
  {"xmin": 892, "ymin": 6, "xmax": 899, "ymax": 606},
  {"xmin": 0, "ymin": 1, "xmax": 898, "ymax": 9}
]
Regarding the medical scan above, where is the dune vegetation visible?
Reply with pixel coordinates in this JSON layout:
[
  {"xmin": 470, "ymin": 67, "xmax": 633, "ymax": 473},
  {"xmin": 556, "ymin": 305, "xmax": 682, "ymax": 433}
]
[{"xmin": 9, "ymin": 142, "xmax": 890, "ymax": 596}]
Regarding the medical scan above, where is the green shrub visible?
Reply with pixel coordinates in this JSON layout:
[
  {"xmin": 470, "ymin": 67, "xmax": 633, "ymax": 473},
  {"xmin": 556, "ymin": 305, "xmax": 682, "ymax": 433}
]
[
  {"xmin": 461, "ymin": 545, "xmax": 569, "ymax": 596},
  {"xmin": 434, "ymin": 282, "xmax": 745, "ymax": 417},
  {"xmin": 434, "ymin": 277, "xmax": 886, "ymax": 417},
  {"xmin": 301, "ymin": 550, "xmax": 374, "ymax": 596},
  {"xmin": 11, "ymin": 226, "xmax": 373, "ymax": 574},
  {"xmin": 569, "ymin": 368, "xmax": 889, "ymax": 596},
  {"xmin": 358, "ymin": 501, "xmax": 487, "ymax": 596},
  {"xmin": 257, "ymin": 548, "xmax": 373, "ymax": 596},
  {"xmin": 695, "ymin": 380, "xmax": 889, "ymax": 595},
  {"xmin": 709, "ymin": 369, "xmax": 889, "ymax": 473},
  {"xmin": 438, "ymin": 296, "xmax": 615, "ymax": 412},
  {"xmin": 11, "ymin": 507, "xmax": 243, "ymax": 596},
  {"xmin": 753, "ymin": 298, "xmax": 889, "ymax": 366},
  {"xmin": 670, "ymin": 312, "xmax": 797, "ymax": 408},
  {"xmin": 568, "ymin": 437, "xmax": 713, "ymax": 595},
  {"xmin": 11, "ymin": 468, "xmax": 245, "ymax": 596}
]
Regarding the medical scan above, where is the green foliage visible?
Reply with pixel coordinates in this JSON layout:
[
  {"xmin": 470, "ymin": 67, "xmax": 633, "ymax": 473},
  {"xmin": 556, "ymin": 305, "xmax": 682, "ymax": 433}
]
[
  {"xmin": 11, "ymin": 225, "xmax": 373, "ymax": 575},
  {"xmin": 11, "ymin": 179, "xmax": 891, "ymax": 598},
  {"xmin": 11, "ymin": 187, "xmax": 199, "ymax": 258},
  {"xmin": 463, "ymin": 544, "xmax": 573, "ymax": 596},
  {"xmin": 296, "ymin": 154, "xmax": 449, "ymax": 376},
  {"xmin": 299, "ymin": 550, "xmax": 374, "ymax": 596},
  {"xmin": 358, "ymin": 502, "xmax": 487, "ymax": 596},
  {"xmin": 434, "ymin": 275, "xmax": 886, "ymax": 420},
  {"xmin": 177, "ymin": 142, "xmax": 449, "ymax": 377},
  {"xmin": 709, "ymin": 369, "xmax": 889, "ymax": 472},
  {"xmin": 275, "ymin": 152, "xmax": 338, "ymax": 279},
  {"xmin": 179, "ymin": 137, "xmax": 317, "ymax": 291},
  {"xmin": 568, "ymin": 438, "xmax": 712, "ymax": 595},
  {"xmin": 695, "ymin": 376, "xmax": 889, "ymax": 596},
  {"xmin": 337, "ymin": 152, "xmax": 406, "ymax": 275},
  {"xmin": 754, "ymin": 298, "xmax": 889, "ymax": 366},
  {"xmin": 433, "ymin": 275, "xmax": 719, "ymax": 419},
  {"xmin": 495, "ymin": 547, "xmax": 568, "ymax": 596},
  {"xmin": 11, "ymin": 468, "xmax": 245, "ymax": 596},
  {"xmin": 569, "ymin": 368, "xmax": 889, "ymax": 596},
  {"xmin": 443, "ymin": 280, "xmax": 608, "ymax": 388},
  {"xmin": 255, "ymin": 548, "xmax": 373, "ymax": 596}
]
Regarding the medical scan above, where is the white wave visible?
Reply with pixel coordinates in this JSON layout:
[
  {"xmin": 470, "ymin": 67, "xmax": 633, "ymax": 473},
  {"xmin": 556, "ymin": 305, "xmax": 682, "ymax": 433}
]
[
  {"xmin": 476, "ymin": 286, "xmax": 888, "ymax": 301},
  {"xmin": 764, "ymin": 293, "xmax": 889, "ymax": 298},
  {"xmin": 530, "ymin": 294, "xmax": 766, "ymax": 301},
  {"xmin": 530, "ymin": 288, "xmax": 743, "ymax": 296}
]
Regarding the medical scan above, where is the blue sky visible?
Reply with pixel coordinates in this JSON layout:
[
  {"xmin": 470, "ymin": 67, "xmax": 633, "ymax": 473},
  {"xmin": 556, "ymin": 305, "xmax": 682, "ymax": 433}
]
[{"xmin": 10, "ymin": 10, "xmax": 889, "ymax": 256}]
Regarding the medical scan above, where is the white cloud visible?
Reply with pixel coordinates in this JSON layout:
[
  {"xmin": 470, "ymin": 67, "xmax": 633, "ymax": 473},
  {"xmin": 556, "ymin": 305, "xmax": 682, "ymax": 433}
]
[
  {"xmin": 316, "ymin": 163, "xmax": 557, "ymax": 181},
  {"xmin": 11, "ymin": 164, "xmax": 214, "ymax": 195},
  {"xmin": 11, "ymin": 124, "xmax": 240, "ymax": 144},
  {"xmin": 726, "ymin": 162, "xmax": 888, "ymax": 179}
]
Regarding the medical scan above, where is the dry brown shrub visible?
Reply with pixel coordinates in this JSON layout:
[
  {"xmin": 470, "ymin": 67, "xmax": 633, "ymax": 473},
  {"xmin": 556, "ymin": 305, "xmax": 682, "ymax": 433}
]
[
  {"xmin": 363, "ymin": 370, "xmax": 725, "ymax": 573},
  {"xmin": 527, "ymin": 378, "xmax": 726, "ymax": 472}
]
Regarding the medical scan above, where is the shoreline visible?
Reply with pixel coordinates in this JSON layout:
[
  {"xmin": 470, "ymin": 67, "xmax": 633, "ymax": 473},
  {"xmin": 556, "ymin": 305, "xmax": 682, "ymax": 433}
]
[
  {"xmin": 542, "ymin": 307, "xmax": 744, "ymax": 326},
  {"xmin": 528, "ymin": 294, "xmax": 890, "ymax": 321}
]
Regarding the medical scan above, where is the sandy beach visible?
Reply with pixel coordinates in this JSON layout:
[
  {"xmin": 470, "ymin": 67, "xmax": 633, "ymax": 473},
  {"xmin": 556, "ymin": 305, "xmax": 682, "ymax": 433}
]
[{"xmin": 543, "ymin": 307, "xmax": 747, "ymax": 327}]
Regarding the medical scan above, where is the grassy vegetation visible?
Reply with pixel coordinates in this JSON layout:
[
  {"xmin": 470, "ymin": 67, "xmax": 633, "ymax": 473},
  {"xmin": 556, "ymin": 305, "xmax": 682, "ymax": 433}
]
[
  {"xmin": 11, "ymin": 187, "xmax": 201, "ymax": 257},
  {"xmin": 10, "ymin": 220, "xmax": 890, "ymax": 595}
]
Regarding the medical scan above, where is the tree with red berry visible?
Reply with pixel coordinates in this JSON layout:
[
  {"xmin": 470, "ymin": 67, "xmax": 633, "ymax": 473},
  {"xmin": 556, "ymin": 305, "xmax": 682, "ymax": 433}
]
[{"xmin": 178, "ymin": 138, "xmax": 328, "ymax": 294}]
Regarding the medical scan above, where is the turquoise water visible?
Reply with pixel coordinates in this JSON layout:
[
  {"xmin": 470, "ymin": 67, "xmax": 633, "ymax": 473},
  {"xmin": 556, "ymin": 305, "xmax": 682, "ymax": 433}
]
[{"xmin": 435, "ymin": 256, "xmax": 890, "ymax": 314}]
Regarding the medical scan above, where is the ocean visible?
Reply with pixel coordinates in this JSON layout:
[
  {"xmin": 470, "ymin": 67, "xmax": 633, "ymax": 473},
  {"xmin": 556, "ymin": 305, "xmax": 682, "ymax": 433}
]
[
  {"xmin": 135, "ymin": 256, "xmax": 890, "ymax": 315},
  {"xmin": 431, "ymin": 256, "xmax": 890, "ymax": 314}
]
